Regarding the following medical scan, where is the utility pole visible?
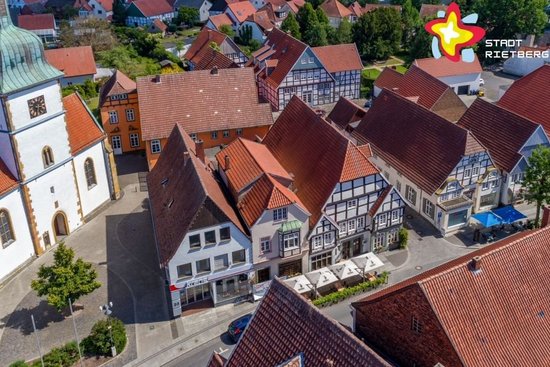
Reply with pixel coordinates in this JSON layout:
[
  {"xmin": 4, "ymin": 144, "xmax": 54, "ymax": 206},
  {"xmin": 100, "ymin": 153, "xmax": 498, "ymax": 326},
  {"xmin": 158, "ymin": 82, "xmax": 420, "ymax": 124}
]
[
  {"xmin": 31, "ymin": 314, "xmax": 44, "ymax": 367},
  {"xmin": 69, "ymin": 298, "xmax": 84, "ymax": 367}
]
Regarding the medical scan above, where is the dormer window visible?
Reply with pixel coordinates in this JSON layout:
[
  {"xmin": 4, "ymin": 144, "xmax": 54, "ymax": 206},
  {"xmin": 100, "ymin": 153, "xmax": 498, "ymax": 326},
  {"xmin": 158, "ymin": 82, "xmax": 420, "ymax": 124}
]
[{"xmin": 273, "ymin": 207, "xmax": 287, "ymax": 222}]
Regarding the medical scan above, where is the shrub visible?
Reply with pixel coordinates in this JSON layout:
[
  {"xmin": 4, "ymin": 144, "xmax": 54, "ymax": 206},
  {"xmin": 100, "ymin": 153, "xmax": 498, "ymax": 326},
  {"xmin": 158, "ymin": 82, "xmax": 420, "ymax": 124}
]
[
  {"xmin": 82, "ymin": 317, "xmax": 127, "ymax": 356},
  {"xmin": 398, "ymin": 228, "xmax": 408, "ymax": 249},
  {"xmin": 312, "ymin": 272, "xmax": 388, "ymax": 307},
  {"xmin": 9, "ymin": 361, "xmax": 28, "ymax": 367}
]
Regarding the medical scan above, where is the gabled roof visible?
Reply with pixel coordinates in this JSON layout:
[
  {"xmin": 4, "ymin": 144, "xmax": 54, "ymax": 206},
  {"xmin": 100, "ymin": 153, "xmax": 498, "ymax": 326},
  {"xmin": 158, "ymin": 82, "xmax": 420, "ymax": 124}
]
[
  {"xmin": 419, "ymin": 3, "xmax": 446, "ymax": 18},
  {"xmin": 348, "ymin": 1, "xmax": 362, "ymax": 17},
  {"xmin": 245, "ymin": 10, "xmax": 274, "ymax": 31},
  {"xmin": 208, "ymin": 13, "xmax": 233, "ymax": 29},
  {"xmin": 374, "ymin": 67, "xmax": 404, "ymax": 89},
  {"xmin": 263, "ymin": 96, "xmax": 379, "ymax": 227},
  {"xmin": 17, "ymin": 13, "xmax": 55, "ymax": 30},
  {"xmin": 192, "ymin": 46, "xmax": 239, "ymax": 70},
  {"xmin": 498, "ymin": 65, "xmax": 550, "ymax": 136},
  {"xmin": 44, "ymin": 46, "xmax": 97, "ymax": 78},
  {"xmin": 185, "ymin": 27, "xmax": 236, "ymax": 61},
  {"xmin": 130, "ymin": 0, "xmax": 173, "ymax": 17},
  {"xmin": 137, "ymin": 69, "xmax": 273, "ymax": 141},
  {"xmin": 355, "ymin": 89, "xmax": 486, "ymax": 194},
  {"xmin": 226, "ymin": 1, "xmax": 256, "ymax": 23},
  {"xmin": 216, "ymin": 137, "xmax": 292, "ymax": 197},
  {"xmin": 152, "ymin": 18, "xmax": 168, "ymax": 32},
  {"xmin": 220, "ymin": 278, "xmax": 390, "ymax": 367},
  {"xmin": 73, "ymin": 0, "xmax": 92, "ymax": 11},
  {"xmin": 147, "ymin": 124, "xmax": 246, "ymax": 266},
  {"xmin": 0, "ymin": 159, "xmax": 18, "ymax": 196},
  {"xmin": 353, "ymin": 3, "xmax": 400, "ymax": 15},
  {"xmin": 413, "ymin": 55, "xmax": 482, "ymax": 77},
  {"xmin": 327, "ymin": 96, "xmax": 367, "ymax": 130},
  {"xmin": 353, "ymin": 225, "xmax": 550, "ymax": 367},
  {"xmin": 257, "ymin": 28, "xmax": 308, "ymax": 87},
  {"xmin": 458, "ymin": 98, "xmax": 541, "ymax": 172},
  {"xmin": 96, "ymin": 0, "xmax": 112, "ymax": 11},
  {"xmin": 312, "ymin": 43, "xmax": 363, "ymax": 73},
  {"xmin": 99, "ymin": 70, "xmax": 136, "ymax": 107},
  {"xmin": 63, "ymin": 93, "xmax": 105, "ymax": 155},
  {"xmin": 319, "ymin": 0, "xmax": 351, "ymax": 18}
]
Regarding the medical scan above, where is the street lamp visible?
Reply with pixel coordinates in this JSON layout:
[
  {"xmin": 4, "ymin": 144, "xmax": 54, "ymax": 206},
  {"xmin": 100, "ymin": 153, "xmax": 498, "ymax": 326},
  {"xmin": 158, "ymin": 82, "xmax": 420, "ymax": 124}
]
[{"xmin": 99, "ymin": 302, "xmax": 117, "ymax": 357}]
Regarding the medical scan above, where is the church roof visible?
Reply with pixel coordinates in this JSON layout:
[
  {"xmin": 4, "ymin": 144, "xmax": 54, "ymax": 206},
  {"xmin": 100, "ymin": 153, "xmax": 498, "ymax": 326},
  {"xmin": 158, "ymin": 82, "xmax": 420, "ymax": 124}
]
[
  {"xmin": 63, "ymin": 93, "xmax": 105, "ymax": 155},
  {"xmin": 0, "ymin": 0, "xmax": 63, "ymax": 95},
  {"xmin": 0, "ymin": 159, "xmax": 18, "ymax": 196}
]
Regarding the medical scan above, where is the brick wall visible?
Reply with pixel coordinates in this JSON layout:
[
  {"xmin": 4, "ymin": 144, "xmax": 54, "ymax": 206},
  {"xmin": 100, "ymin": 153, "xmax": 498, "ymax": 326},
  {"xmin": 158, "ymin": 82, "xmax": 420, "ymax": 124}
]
[{"xmin": 354, "ymin": 284, "xmax": 463, "ymax": 367}]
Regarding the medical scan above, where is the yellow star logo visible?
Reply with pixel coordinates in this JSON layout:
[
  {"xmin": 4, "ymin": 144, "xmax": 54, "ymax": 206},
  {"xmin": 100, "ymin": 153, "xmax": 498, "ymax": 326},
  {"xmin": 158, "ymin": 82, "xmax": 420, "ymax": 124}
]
[{"xmin": 430, "ymin": 12, "xmax": 474, "ymax": 57}]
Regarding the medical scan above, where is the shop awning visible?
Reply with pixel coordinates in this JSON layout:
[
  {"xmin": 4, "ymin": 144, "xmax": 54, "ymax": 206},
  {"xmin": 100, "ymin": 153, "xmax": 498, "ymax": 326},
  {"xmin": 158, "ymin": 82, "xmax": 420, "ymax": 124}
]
[
  {"xmin": 284, "ymin": 274, "xmax": 312, "ymax": 294},
  {"xmin": 329, "ymin": 260, "xmax": 361, "ymax": 281},
  {"xmin": 305, "ymin": 267, "xmax": 339, "ymax": 289},
  {"xmin": 351, "ymin": 252, "xmax": 384, "ymax": 273},
  {"xmin": 278, "ymin": 220, "xmax": 302, "ymax": 233},
  {"xmin": 207, "ymin": 264, "xmax": 253, "ymax": 282},
  {"xmin": 491, "ymin": 206, "xmax": 527, "ymax": 224},
  {"xmin": 472, "ymin": 211, "xmax": 503, "ymax": 227}
]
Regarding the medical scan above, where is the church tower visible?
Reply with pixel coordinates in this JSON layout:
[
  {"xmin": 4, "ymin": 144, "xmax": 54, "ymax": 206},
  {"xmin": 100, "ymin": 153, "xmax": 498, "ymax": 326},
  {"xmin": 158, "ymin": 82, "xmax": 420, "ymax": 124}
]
[{"xmin": 0, "ymin": 0, "xmax": 83, "ymax": 255}]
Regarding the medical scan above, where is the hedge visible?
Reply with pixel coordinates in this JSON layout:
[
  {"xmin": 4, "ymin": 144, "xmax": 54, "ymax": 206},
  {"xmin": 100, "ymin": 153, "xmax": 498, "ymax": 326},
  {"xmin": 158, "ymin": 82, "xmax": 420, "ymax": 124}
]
[{"xmin": 312, "ymin": 272, "xmax": 389, "ymax": 307}]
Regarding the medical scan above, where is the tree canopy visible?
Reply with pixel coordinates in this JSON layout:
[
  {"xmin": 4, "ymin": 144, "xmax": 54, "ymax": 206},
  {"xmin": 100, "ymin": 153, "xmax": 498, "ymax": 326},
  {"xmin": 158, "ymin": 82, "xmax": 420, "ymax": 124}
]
[
  {"xmin": 281, "ymin": 12, "xmax": 302, "ymax": 39},
  {"xmin": 352, "ymin": 7, "xmax": 402, "ymax": 61},
  {"xmin": 59, "ymin": 18, "xmax": 117, "ymax": 53},
  {"xmin": 112, "ymin": 0, "xmax": 126, "ymax": 25},
  {"xmin": 524, "ymin": 146, "xmax": 550, "ymax": 226},
  {"xmin": 175, "ymin": 6, "xmax": 200, "ymax": 27}
]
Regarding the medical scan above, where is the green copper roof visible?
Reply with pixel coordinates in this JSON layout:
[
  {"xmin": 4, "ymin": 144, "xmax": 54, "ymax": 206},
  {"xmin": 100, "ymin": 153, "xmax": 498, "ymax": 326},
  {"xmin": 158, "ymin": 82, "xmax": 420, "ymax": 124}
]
[
  {"xmin": 278, "ymin": 220, "xmax": 302, "ymax": 233},
  {"xmin": 0, "ymin": 0, "xmax": 63, "ymax": 95}
]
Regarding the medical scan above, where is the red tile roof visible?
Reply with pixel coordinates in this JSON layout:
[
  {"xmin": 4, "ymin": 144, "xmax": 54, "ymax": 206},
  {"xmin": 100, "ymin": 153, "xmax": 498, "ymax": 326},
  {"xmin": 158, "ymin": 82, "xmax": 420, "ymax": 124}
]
[
  {"xmin": 132, "ymin": 0, "xmax": 173, "ymax": 17},
  {"xmin": 312, "ymin": 43, "xmax": 363, "ymax": 73},
  {"xmin": 458, "ymin": 98, "xmax": 541, "ymax": 172},
  {"xmin": 192, "ymin": 47, "xmax": 239, "ymax": 70},
  {"xmin": 99, "ymin": 70, "xmax": 136, "ymax": 107},
  {"xmin": 259, "ymin": 28, "xmax": 308, "ymax": 87},
  {"xmin": 97, "ymin": 0, "xmax": 112, "ymax": 11},
  {"xmin": 44, "ymin": 46, "xmax": 97, "ymax": 78},
  {"xmin": 216, "ymin": 138, "xmax": 292, "ymax": 196},
  {"xmin": 245, "ymin": 10, "xmax": 274, "ymax": 31},
  {"xmin": 226, "ymin": 1, "xmax": 256, "ymax": 23},
  {"xmin": 394, "ymin": 65, "xmax": 452, "ymax": 109},
  {"xmin": 17, "ymin": 13, "xmax": 55, "ymax": 30},
  {"xmin": 413, "ymin": 55, "xmax": 482, "ymax": 77},
  {"xmin": 63, "ymin": 93, "xmax": 105, "ymax": 155},
  {"xmin": 152, "ymin": 18, "xmax": 168, "ymax": 32},
  {"xmin": 327, "ymin": 96, "xmax": 367, "ymax": 129},
  {"xmin": 263, "ymin": 96, "xmax": 379, "ymax": 227},
  {"xmin": 208, "ymin": 13, "xmax": 233, "ymax": 29},
  {"xmin": 74, "ymin": 0, "xmax": 93, "ymax": 12},
  {"xmin": 355, "ymin": 90, "xmax": 486, "ymax": 194},
  {"xmin": 353, "ymin": 226, "xmax": 550, "ymax": 367},
  {"xmin": 147, "ymin": 124, "xmax": 246, "ymax": 266},
  {"xmin": 362, "ymin": 3, "xmax": 401, "ymax": 14},
  {"xmin": 498, "ymin": 65, "xmax": 550, "ymax": 136},
  {"xmin": 137, "ymin": 69, "xmax": 273, "ymax": 141},
  {"xmin": 0, "ymin": 159, "xmax": 18, "ymax": 196},
  {"xmin": 185, "ymin": 27, "xmax": 236, "ymax": 62},
  {"xmin": 348, "ymin": 1, "xmax": 362, "ymax": 17},
  {"xmin": 222, "ymin": 278, "xmax": 390, "ymax": 367},
  {"xmin": 319, "ymin": 0, "xmax": 351, "ymax": 18},
  {"xmin": 419, "ymin": 3, "xmax": 446, "ymax": 18},
  {"xmin": 374, "ymin": 67, "xmax": 404, "ymax": 90},
  {"xmin": 368, "ymin": 184, "xmax": 392, "ymax": 216}
]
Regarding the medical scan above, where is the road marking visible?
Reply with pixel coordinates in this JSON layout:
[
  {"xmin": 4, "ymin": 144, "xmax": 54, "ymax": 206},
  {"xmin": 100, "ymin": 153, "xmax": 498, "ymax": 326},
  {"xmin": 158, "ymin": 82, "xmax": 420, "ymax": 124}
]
[{"xmin": 218, "ymin": 347, "xmax": 228, "ymax": 354}]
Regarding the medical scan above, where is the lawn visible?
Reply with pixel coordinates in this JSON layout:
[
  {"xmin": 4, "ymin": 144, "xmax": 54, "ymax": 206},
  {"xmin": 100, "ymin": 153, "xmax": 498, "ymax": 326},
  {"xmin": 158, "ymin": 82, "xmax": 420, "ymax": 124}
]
[
  {"xmin": 362, "ymin": 68, "xmax": 381, "ymax": 80},
  {"xmin": 159, "ymin": 26, "xmax": 201, "ymax": 46},
  {"xmin": 86, "ymin": 97, "xmax": 100, "ymax": 122}
]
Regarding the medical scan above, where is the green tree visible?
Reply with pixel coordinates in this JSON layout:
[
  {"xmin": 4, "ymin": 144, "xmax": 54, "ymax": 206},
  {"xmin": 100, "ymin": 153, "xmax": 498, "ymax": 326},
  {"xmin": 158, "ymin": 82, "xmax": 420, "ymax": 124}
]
[
  {"xmin": 98, "ymin": 46, "xmax": 161, "ymax": 79},
  {"xmin": 31, "ymin": 243, "xmax": 101, "ymax": 312},
  {"xmin": 59, "ymin": 18, "xmax": 117, "ymax": 53},
  {"xmin": 237, "ymin": 24, "xmax": 253, "ymax": 45},
  {"xmin": 297, "ymin": 3, "xmax": 319, "ymax": 35},
  {"xmin": 336, "ymin": 18, "xmax": 353, "ymax": 44},
  {"xmin": 305, "ymin": 0, "xmax": 323, "ymax": 8},
  {"xmin": 82, "ymin": 318, "xmax": 127, "ymax": 357},
  {"xmin": 219, "ymin": 24, "xmax": 235, "ymax": 37},
  {"xmin": 411, "ymin": 0, "xmax": 438, "ymax": 10},
  {"xmin": 281, "ymin": 12, "xmax": 301, "ymax": 39},
  {"xmin": 406, "ymin": 21, "xmax": 432, "ymax": 62},
  {"xmin": 209, "ymin": 41, "xmax": 221, "ymax": 52},
  {"xmin": 401, "ymin": 0, "xmax": 420, "ymax": 50},
  {"xmin": 176, "ymin": 6, "xmax": 200, "ymax": 27},
  {"xmin": 524, "ymin": 146, "xmax": 550, "ymax": 227},
  {"xmin": 305, "ymin": 23, "xmax": 328, "ymax": 46},
  {"xmin": 112, "ymin": 0, "xmax": 126, "ymax": 25},
  {"xmin": 352, "ymin": 8, "xmax": 402, "ymax": 61}
]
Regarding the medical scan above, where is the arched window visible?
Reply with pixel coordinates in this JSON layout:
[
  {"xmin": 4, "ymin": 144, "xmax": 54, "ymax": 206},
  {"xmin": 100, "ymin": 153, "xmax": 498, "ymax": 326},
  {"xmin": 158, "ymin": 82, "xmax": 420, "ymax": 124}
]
[
  {"xmin": 84, "ymin": 158, "xmax": 97, "ymax": 189},
  {"xmin": 0, "ymin": 210, "xmax": 15, "ymax": 248},
  {"xmin": 42, "ymin": 146, "xmax": 54, "ymax": 168}
]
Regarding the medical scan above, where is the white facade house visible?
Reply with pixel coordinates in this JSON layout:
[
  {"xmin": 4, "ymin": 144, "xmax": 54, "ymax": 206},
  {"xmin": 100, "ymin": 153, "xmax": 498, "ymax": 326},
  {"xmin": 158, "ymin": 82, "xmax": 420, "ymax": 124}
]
[
  {"xmin": 503, "ymin": 47, "xmax": 550, "ymax": 77},
  {"xmin": 413, "ymin": 56, "xmax": 483, "ymax": 95},
  {"xmin": 87, "ymin": 0, "xmax": 113, "ymax": 19},
  {"xmin": 175, "ymin": 0, "xmax": 213, "ymax": 22}
]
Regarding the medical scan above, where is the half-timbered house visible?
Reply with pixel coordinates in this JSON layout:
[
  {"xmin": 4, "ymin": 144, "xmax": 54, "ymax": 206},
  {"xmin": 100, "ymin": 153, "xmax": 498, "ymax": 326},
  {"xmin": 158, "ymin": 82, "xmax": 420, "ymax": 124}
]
[
  {"xmin": 458, "ymin": 98, "xmax": 550, "ymax": 205},
  {"xmin": 355, "ymin": 90, "xmax": 500, "ymax": 236},
  {"xmin": 185, "ymin": 27, "xmax": 248, "ymax": 68}
]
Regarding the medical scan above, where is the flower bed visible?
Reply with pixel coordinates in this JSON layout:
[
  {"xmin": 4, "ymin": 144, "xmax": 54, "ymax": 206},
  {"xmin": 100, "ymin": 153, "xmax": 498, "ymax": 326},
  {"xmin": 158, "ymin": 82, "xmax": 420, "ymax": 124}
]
[{"xmin": 312, "ymin": 272, "xmax": 389, "ymax": 308}]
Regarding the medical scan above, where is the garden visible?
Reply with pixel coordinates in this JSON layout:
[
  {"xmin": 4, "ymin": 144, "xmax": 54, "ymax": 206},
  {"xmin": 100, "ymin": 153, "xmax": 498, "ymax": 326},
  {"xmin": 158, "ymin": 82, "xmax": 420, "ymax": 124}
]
[{"xmin": 312, "ymin": 271, "xmax": 389, "ymax": 307}]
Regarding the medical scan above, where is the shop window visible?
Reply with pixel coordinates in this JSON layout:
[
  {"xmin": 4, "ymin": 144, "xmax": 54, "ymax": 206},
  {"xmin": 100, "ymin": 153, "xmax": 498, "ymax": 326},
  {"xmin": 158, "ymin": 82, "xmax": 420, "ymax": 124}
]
[
  {"xmin": 448, "ymin": 210, "xmax": 468, "ymax": 227},
  {"xmin": 256, "ymin": 267, "xmax": 270, "ymax": 283},
  {"xmin": 311, "ymin": 252, "xmax": 332, "ymax": 271}
]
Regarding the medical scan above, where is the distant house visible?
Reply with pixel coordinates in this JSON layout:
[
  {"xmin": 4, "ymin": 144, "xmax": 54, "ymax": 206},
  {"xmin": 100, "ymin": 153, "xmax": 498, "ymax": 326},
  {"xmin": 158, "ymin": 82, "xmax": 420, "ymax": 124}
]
[
  {"xmin": 238, "ymin": 10, "xmax": 274, "ymax": 43},
  {"xmin": 355, "ymin": 90, "xmax": 500, "ymax": 236},
  {"xmin": 348, "ymin": 2, "xmax": 401, "ymax": 22},
  {"xmin": 458, "ymin": 98, "xmax": 550, "ymax": 205},
  {"xmin": 136, "ymin": 68, "xmax": 273, "ymax": 169},
  {"xmin": 185, "ymin": 27, "xmax": 248, "ymax": 68},
  {"xmin": 208, "ymin": 0, "xmax": 238, "ymax": 16},
  {"xmin": 413, "ymin": 56, "xmax": 483, "ymax": 95},
  {"xmin": 20, "ymin": 2, "xmax": 48, "ymax": 15},
  {"xmin": 87, "ymin": 0, "xmax": 113, "ymax": 19},
  {"xmin": 17, "ymin": 13, "xmax": 57, "ymax": 44},
  {"xmin": 73, "ymin": 0, "xmax": 93, "ymax": 17},
  {"xmin": 352, "ymin": 225, "xmax": 550, "ymax": 367},
  {"xmin": 419, "ymin": 3, "xmax": 447, "ymax": 18},
  {"xmin": 374, "ymin": 65, "xmax": 467, "ymax": 122},
  {"xmin": 320, "ymin": 0, "xmax": 351, "ymax": 27},
  {"xmin": 503, "ymin": 45, "xmax": 550, "ymax": 76},
  {"xmin": 207, "ymin": 278, "xmax": 390, "ymax": 367},
  {"xmin": 174, "ymin": 0, "xmax": 212, "ymax": 22},
  {"xmin": 498, "ymin": 65, "xmax": 550, "ymax": 136},
  {"xmin": 257, "ymin": 0, "xmax": 292, "ymax": 26},
  {"xmin": 205, "ymin": 13, "xmax": 233, "ymax": 30},
  {"xmin": 44, "ymin": 46, "xmax": 97, "ymax": 86},
  {"xmin": 224, "ymin": 1, "xmax": 256, "ymax": 30},
  {"xmin": 312, "ymin": 43, "xmax": 363, "ymax": 100},
  {"xmin": 126, "ymin": 0, "xmax": 176, "ymax": 27},
  {"xmin": 326, "ymin": 96, "xmax": 366, "ymax": 132},
  {"xmin": 148, "ymin": 18, "xmax": 168, "ymax": 36},
  {"xmin": 188, "ymin": 46, "xmax": 239, "ymax": 70}
]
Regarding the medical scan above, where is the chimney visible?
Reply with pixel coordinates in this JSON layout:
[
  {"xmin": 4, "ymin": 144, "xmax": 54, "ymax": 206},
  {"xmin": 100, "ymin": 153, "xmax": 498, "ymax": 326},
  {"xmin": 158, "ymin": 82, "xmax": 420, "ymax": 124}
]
[
  {"xmin": 542, "ymin": 206, "xmax": 550, "ymax": 228},
  {"xmin": 224, "ymin": 155, "xmax": 230, "ymax": 170},
  {"xmin": 195, "ymin": 139, "xmax": 205, "ymax": 163},
  {"xmin": 470, "ymin": 256, "xmax": 482, "ymax": 272},
  {"xmin": 153, "ymin": 74, "xmax": 161, "ymax": 83},
  {"xmin": 210, "ymin": 66, "xmax": 219, "ymax": 75}
]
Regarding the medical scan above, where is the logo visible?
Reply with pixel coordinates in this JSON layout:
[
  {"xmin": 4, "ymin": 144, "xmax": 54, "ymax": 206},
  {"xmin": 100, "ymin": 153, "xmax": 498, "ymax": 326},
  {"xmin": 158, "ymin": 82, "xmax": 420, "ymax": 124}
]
[{"xmin": 425, "ymin": 2, "xmax": 485, "ymax": 63}]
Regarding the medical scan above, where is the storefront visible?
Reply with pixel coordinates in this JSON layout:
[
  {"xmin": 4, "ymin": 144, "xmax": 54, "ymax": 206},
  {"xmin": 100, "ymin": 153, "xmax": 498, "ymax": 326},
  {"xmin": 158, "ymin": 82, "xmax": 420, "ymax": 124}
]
[
  {"xmin": 279, "ymin": 259, "xmax": 302, "ymax": 277},
  {"xmin": 208, "ymin": 264, "xmax": 254, "ymax": 305}
]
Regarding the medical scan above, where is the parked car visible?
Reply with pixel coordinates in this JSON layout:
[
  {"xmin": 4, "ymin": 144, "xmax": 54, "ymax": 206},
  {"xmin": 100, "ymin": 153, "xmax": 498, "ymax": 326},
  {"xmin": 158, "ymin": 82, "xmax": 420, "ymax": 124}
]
[
  {"xmin": 228, "ymin": 314, "xmax": 252, "ymax": 342},
  {"xmin": 364, "ymin": 99, "xmax": 372, "ymax": 108},
  {"xmin": 479, "ymin": 78, "xmax": 485, "ymax": 86}
]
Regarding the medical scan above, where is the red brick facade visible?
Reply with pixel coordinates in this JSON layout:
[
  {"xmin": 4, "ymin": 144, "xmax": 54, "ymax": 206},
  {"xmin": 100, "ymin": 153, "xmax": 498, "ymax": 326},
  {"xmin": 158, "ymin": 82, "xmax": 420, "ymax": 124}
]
[{"xmin": 353, "ymin": 285, "xmax": 463, "ymax": 367}]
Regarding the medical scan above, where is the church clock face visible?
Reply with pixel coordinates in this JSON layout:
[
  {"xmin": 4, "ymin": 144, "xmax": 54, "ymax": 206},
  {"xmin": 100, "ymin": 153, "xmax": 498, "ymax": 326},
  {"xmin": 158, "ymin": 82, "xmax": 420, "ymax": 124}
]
[{"xmin": 27, "ymin": 95, "xmax": 47, "ymax": 119}]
